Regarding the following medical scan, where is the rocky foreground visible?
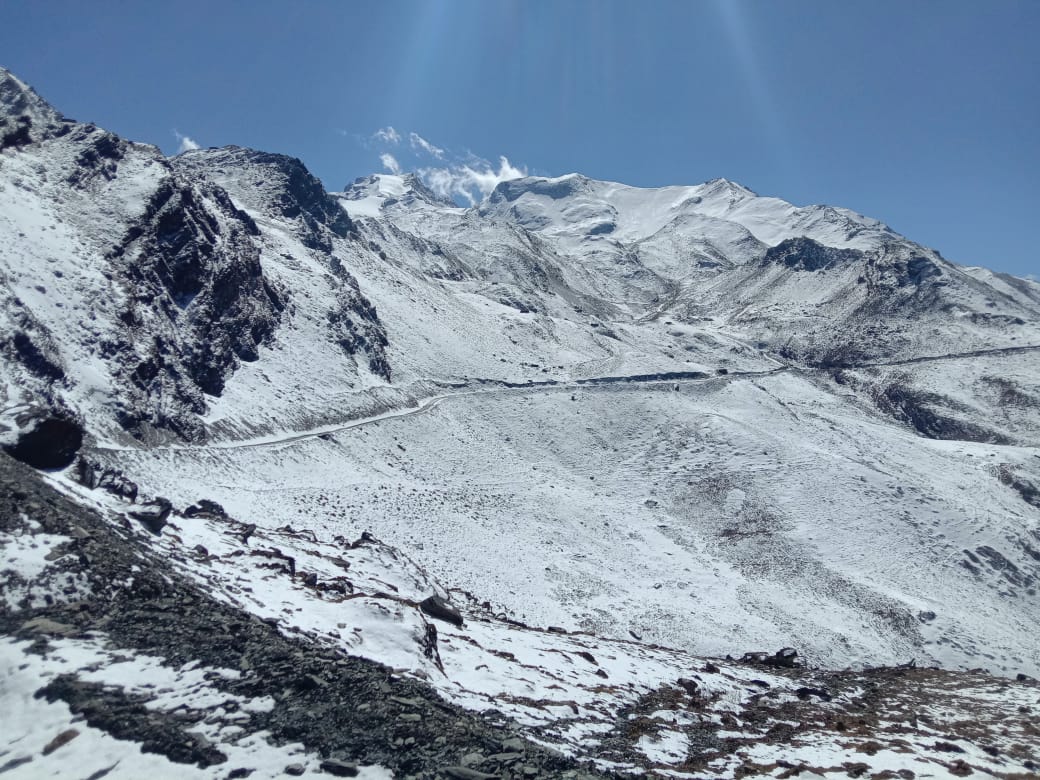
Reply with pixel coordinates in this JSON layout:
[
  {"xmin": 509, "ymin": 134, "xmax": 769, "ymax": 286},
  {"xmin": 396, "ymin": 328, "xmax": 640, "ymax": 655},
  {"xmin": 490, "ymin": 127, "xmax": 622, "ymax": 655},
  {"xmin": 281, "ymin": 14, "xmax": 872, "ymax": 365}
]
[{"xmin": 2, "ymin": 452, "xmax": 1038, "ymax": 779}]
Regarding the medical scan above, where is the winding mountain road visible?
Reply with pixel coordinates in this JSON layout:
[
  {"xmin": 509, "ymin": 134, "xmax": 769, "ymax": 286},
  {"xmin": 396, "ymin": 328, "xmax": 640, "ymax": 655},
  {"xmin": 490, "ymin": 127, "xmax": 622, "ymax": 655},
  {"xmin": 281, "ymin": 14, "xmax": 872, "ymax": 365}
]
[{"xmin": 96, "ymin": 343, "xmax": 1039, "ymax": 454}]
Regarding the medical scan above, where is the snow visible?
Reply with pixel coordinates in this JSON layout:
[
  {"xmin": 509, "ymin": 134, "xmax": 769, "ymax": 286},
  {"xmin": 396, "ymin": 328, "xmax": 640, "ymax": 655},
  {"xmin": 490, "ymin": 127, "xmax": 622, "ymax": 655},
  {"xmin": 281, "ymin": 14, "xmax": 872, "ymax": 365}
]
[
  {"xmin": 635, "ymin": 730, "xmax": 689, "ymax": 764},
  {"xmin": 99, "ymin": 367, "xmax": 1040, "ymax": 680},
  {"xmin": 0, "ymin": 636, "xmax": 393, "ymax": 779}
]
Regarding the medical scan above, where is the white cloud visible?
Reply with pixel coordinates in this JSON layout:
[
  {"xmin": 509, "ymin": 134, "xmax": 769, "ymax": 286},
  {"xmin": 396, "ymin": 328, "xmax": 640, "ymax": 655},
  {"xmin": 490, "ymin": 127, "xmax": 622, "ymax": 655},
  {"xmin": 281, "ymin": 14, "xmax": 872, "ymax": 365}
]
[
  {"xmin": 373, "ymin": 126, "xmax": 401, "ymax": 145},
  {"xmin": 409, "ymin": 132, "xmax": 445, "ymax": 159},
  {"xmin": 361, "ymin": 126, "xmax": 527, "ymax": 204},
  {"xmin": 380, "ymin": 153, "xmax": 402, "ymax": 175},
  {"xmin": 418, "ymin": 155, "xmax": 526, "ymax": 206},
  {"xmin": 173, "ymin": 130, "xmax": 200, "ymax": 153}
]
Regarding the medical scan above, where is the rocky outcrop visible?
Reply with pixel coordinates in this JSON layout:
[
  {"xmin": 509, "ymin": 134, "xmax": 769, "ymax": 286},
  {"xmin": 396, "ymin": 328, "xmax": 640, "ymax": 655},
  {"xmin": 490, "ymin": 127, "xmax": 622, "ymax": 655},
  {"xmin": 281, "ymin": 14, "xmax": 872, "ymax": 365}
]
[
  {"xmin": 876, "ymin": 379, "xmax": 1009, "ymax": 443},
  {"xmin": 173, "ymin": 147, "xmax": 357, "ymax": 252},
  {"xmin": 101, "ymin": 173, "xmax": 285, "ymax": 439},
  {"xmin": 65, "ymin": 125, "xmax": 128, "ymax": 187},
  {"xmin": 762, "ymin": 237, "xmax": 864, "ymax": 272},
  {"xmin": 326, "ymin": 264, "xmax": 391, "ymax": 381},
  {"xmin": 75, "ymin": 457, "xmax": 139, "ymax": 501},
  {"xmin": 0, "ymin": 67, "xmax": 73, "ymax": 148}
]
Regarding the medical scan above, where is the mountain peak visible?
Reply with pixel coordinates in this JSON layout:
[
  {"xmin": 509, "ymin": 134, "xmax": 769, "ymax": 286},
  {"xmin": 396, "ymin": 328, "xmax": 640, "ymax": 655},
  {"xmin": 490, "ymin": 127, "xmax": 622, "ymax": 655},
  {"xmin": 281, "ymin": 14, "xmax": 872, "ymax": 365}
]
[
  {"xmin": 485, "ymin": 173, "xmax": 590, "ymax": 206},
  {"xmin": 338, "ymin": 172, "xmax": 456, "ymax": 217},
  {"xmin": 0, "ymin": 67, "xmax": 69, "ymax": 147},
  {"xmin": 701, "ymin": 177, "xmax": 758, "ymax": 197}
]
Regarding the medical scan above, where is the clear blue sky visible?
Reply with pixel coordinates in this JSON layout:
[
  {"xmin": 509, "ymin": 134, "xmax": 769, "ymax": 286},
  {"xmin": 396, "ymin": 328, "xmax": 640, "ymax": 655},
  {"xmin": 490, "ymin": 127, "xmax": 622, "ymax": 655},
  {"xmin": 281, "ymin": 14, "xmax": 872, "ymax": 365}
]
[{"xmin": 1, "ymin": 1, "xmax": 1036, "ymax": 277}]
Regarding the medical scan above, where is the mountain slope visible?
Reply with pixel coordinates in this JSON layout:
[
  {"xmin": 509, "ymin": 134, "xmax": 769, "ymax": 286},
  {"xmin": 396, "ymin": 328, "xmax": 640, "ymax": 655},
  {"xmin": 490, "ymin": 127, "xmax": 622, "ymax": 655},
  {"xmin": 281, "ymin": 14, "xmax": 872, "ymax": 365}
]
[{"xmin": 3, "ymin": 66, "xmax": 1040, "ymax": 778}]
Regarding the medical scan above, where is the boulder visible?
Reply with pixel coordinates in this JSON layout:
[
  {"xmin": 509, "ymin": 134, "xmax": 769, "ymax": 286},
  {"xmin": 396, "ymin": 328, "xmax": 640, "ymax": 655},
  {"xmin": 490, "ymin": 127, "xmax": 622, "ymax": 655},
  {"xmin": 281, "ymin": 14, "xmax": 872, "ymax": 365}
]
[
  {"xmin": 420, "ymin": 595, "xmax": 464, "ymax": 627},
  {"xmin": 75, "ymin": 458, "xmax": 138, "ymax": 501},
  {"xmin": 319, "ymin": 759, "xmax": 359, "ymax": 777},
  {"xmin": 742, "ymin": 648, "xmax": 800, "ymax": 668},
  {"xmin": 2, "ymin": 412, "xmax": 83, "ymax": 469},
  {"xmin": 129, "ymin": 498, "xmax": 173, "ymax": 535},
  {"xmin": 183, "ymin": 499, "xmax": 228, "ymax": 519}
]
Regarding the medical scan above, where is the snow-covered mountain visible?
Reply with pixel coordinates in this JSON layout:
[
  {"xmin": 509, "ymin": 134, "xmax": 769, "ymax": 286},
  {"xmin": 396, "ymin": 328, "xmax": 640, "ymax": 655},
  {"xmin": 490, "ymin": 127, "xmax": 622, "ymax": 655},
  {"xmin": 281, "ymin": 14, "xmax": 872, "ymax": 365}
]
[{"xmin": 3, "ymin": 66, "xmax": 1039, "ymax": 778}]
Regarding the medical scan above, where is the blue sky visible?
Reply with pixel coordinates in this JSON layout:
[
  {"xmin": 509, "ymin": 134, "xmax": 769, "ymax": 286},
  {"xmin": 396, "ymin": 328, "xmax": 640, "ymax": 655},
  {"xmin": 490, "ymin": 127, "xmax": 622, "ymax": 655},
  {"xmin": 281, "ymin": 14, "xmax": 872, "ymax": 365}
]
[{"xmin": 0, "ymin": 1, "xmax": 1036, "ymax": 277}]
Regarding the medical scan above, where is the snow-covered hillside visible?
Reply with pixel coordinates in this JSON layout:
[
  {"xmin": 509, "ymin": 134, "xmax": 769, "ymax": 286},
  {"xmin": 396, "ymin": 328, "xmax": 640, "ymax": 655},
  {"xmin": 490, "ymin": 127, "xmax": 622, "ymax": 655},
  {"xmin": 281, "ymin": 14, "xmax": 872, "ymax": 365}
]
[{"xmin": 3, "ymin": 66, "xmax": 1040, "ymax": 777}]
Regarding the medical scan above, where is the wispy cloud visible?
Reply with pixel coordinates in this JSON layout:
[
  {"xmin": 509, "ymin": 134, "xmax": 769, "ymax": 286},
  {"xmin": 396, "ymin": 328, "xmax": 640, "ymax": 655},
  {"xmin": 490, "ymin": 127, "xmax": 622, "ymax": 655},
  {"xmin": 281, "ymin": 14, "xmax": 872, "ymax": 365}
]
[
  {"xmin": 380, "ymin": 153, "xmax": 402, "ymax": 175},
  {"xmin": 419, "ymin": 156, "xmax": 527, "ymax": 206},
  {"xmin": 373, "ymin": 126, "xmax": 401, "ymax": 145},
  {"xmin": 173, "ymin": 130, "xmax": 200, "ymax": 153},
  {"xmin": 362, "ymin": 126, "xmax": 527, "ymax": 205},
  {"xmin": 409, "ymin": 132, "xmax": 444, "ymax": 159}
]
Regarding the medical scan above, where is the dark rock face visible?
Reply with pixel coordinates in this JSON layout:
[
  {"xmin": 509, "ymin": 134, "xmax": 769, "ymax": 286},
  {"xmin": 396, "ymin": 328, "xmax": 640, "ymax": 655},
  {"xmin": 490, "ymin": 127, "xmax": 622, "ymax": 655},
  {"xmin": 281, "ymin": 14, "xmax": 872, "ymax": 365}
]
[
  {"xmin": 65, "ymin": 125, "xmax": 128, "ymax": 186},
  {"xmin": 998, "ymin": 464, "xmax": 1040, "ymax": 509},
  {"xmin": 2, "ymin": 412, "xmax": 83, "ymax": 470},
  {"xmin": 0, "ymin": 67, "xmax": 72, "ymax": 148},
  {"xmin": 173, "ymin": 147, "xmax": 356, "ymax": 252},
  {"xmin": 326, "ymin": 263, "xmax": 391, "ymax": 381},
  {"xmin": 247, "ymin": 150, "xmax": 356, "ymax": 250},
  {"xmin": 3, "ymin": 326, "xmax": 65, "ymax": 382},
  {"xmin": 763, "ymin": 237, "xmax": 863, "ymax": 272},
  {"xmin": 173, "ymin": 147, "xmax": 392, "ymax": 382},
  {"xmin": 102, "ymin": 173, "xmax": 284, "ymax": 439},
  {"xmin": 0, "ymin": 114, "xmax": 33, "ymax": 149},
  {"xmin": 899, "ymin": 254, "xmax": 942, "ymax": 287},
  {"xmin": 876, "ymin": 381, "xmax": 1008, "ymax": 443},
  {"xmin": 1, "ymin": 298, "xmax": 67, "ymax": 385}
]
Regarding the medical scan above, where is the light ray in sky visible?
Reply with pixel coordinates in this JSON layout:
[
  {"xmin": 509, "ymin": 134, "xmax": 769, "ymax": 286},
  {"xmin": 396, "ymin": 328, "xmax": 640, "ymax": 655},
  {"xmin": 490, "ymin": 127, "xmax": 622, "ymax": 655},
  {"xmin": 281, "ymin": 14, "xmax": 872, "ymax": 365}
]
[{"xmin": 712, "ymin": 0, "xmax": 798, "ymax": 183}]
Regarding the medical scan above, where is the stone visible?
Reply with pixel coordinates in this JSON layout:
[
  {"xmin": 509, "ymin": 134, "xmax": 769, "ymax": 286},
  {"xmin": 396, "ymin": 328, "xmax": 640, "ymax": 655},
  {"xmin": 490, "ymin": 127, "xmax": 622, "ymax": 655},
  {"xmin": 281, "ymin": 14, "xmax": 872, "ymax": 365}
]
[
  {"xmin": 319, "ymin": 759, "xmax": 359, "ymax": 777},
  {"xmin": 419, "ymin": 595, "xmax": 464, "ymax": 627},
  {"xmin": 184, "ymin": 499, "xmax": 228, "ymax": 519},
  {"xmin": 129, "ymin": 497, "xmax": 173, "ymax": 535},
  {"xmin": 487, "ymin": 752, "xmax": 523, "ymax": 763},
  {"xmin": 41, "ymin": 729, "xmax": 79, "ymax": 755},
  {"xmin": 283, "ymin": 766, "xmax": 305, "ymax": 777},
  {"xmin": 443, "ymin": 768, "xmax": 498, "ymax": 780},
  {"xmin": 795, "ymin": 686, "xmax": 832, "ymax": 701},
  {"xmin": 21, "ymin": 617, "xmax": 77, "ymax": 637}
]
